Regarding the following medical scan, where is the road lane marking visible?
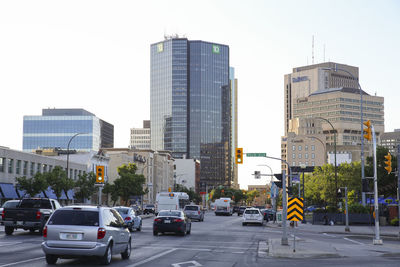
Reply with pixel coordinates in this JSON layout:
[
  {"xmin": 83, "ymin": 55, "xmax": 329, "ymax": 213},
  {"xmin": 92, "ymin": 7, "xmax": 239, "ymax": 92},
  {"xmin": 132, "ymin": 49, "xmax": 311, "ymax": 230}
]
[
  {"xmin": 344, "ymin": 237, "xmax": 364, "ymax": 245},
  {"xmin": 323, "ymin": 233, "xmax": 337, "ymax": 237},
  {"xmin": 0, "ymin": 242, "xmax": 22, "ymax": 247},
  {"xmin": 172, "ymin": 260, "xmax": 202, "ymax": 267},
  {"xmin": 127, "ymin": 248, "xmax": 177, "ymax": 267},
  {"xmin": 0, "ymin": 256, "xmax": 45, "ymax": 267}
]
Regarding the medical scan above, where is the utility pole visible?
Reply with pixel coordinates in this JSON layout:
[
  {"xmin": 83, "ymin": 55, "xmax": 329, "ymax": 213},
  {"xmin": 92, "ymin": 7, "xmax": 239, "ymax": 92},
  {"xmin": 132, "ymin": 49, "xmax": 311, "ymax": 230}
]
[{"xmin": 371, "ymin": 125, "xmax": 382, "ymax": 245}]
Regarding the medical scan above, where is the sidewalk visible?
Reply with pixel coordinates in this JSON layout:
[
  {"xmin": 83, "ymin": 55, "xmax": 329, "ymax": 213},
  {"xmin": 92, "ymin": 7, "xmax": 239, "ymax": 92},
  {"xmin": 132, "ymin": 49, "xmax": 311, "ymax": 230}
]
[{"xmin": 266, "ymin": 221, "xmax": 400, "ymax": 238}]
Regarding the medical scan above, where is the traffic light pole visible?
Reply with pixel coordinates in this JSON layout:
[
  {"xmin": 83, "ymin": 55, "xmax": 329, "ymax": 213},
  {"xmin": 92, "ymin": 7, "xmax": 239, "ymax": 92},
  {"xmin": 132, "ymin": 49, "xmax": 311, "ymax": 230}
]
[{"xmin": 371, "ymin": 125, "xmax": 382, "ymax": 245}]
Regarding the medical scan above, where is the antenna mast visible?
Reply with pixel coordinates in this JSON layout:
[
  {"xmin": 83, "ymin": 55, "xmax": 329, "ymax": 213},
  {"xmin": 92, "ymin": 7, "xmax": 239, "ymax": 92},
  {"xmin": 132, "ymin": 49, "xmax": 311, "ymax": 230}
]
[{"xmin": 312, "ymin": 35, "xmax": 314, "ymax": 64}]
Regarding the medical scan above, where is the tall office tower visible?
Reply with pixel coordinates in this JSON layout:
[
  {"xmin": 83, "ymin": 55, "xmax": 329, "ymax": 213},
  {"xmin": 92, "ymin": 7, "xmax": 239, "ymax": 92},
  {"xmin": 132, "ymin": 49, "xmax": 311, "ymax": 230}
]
[
  {"xmin": 130, "ymin": 120, "xmax": 151, "ymax": 149},
  {"xmin": 150, "ymin": 37, "xmax": 232, "ymax": 189},
  {"xmin": 230, "ymin": 67, "xmax": 239, "ymax": 188},
  {"xmin": 23, "ymin": 108, "xmax": 114, "ymax": 152}
]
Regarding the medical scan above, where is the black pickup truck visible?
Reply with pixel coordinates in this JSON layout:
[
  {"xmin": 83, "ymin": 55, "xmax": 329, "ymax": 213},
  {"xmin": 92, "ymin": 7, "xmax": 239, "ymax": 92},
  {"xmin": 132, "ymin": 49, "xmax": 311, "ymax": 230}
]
[{"xmin": 2, "ymin": 198, "xmax": 61, "ymax": 235}]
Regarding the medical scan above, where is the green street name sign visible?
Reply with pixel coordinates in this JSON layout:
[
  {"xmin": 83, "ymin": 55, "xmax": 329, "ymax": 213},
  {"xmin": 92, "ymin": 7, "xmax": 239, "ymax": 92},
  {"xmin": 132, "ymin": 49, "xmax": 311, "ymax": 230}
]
[{"xmin": 246, "ymin": 153, "xmax": 267, "ymax": 157}]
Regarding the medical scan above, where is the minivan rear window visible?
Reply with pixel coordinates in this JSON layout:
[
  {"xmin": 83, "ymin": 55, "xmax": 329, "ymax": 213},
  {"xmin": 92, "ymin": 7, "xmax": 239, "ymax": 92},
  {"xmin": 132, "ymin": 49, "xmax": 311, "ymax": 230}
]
[
  {"xmin": 245, "ymin": 210, "xmax": 260, "ymax": 214},
  {"xmin": 184, "ymin": 206, "xmax": 198, "ymax": 211},
  {"xmin": 48, "ymin": 210, "xmax": 99, "ymax": 226}
]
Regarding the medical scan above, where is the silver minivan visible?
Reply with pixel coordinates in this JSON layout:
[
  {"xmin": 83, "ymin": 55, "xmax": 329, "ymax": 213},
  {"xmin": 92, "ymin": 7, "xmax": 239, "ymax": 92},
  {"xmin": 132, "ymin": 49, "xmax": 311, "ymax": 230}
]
[{"xmin": 41, "ymin": 206, "xmax": 131, "ymax": 265}]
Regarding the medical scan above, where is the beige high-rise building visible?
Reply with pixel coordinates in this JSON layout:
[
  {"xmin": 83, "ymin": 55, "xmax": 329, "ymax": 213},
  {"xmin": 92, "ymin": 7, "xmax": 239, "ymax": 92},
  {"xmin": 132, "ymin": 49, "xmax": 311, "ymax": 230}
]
[
  {"xmin": 282, "ymin": 62, "xmax": 385, "ymax": 171},
  {"xmin": 130, "ymin": 120, "xmax": 151, "ymax": 150}
]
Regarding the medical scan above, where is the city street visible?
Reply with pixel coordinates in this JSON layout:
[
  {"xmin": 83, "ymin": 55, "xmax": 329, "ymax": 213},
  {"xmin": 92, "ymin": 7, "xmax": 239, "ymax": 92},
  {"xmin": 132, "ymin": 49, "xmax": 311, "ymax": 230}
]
[{"xmin": 1, "ymin": 212, "xmax": 400, "ymax": 267}]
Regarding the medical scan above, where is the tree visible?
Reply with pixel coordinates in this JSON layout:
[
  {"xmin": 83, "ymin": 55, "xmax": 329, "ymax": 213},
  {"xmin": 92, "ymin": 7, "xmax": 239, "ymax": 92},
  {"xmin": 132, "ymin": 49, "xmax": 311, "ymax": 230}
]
[
  {"xmin": 74, "ymin": 172, "xmax": 97, "ymax": 203},
  {"xmin": 102, "ymin": 182, "xmax": 119, "ymax": 206},
  {"xmin": 175, "ymin": 184, "xmax": 201, "ymax": 204},
  {"xmin": 16, "ymin": 173, "xmax": 48, "ymax": 197},
  {"xmin": 44, "ymin": 166, "xmax": 75, "ymax": 200},
  {"xmin": 245, "ymin": 189, "xmax": 259, "ymax": 205}
]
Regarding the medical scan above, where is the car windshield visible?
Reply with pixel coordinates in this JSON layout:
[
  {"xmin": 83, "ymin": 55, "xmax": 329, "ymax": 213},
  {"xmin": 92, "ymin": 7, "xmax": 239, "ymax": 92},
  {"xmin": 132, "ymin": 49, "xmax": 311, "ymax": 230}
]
[
  {"xmin": 2, "ymin": 201, "xmax": 19, "ymax": 208},
  {"xmin": 146, "ymin": 205, "xmax": 154, "ymax": 208},
  {"xmin": 158, "ymin": 211, "xmax": 181, "ymax": 217},
  {"xmin": 19, "ymin": 199, "xmax": 52, "ymax": 209},
  {"xmin": 48, "ymin": 210, "xmax": 99, "ymax": 226},
  {"xmin": 184, "ymin": 206, "xmax": 198, "ymax": 211},
  {"xmin": 115, "ymin": 208, "xmax": 129, "ymax": 215},
  {"xmin": 245, "ymin": 210, "xmax": 260, "ymax": 214}
]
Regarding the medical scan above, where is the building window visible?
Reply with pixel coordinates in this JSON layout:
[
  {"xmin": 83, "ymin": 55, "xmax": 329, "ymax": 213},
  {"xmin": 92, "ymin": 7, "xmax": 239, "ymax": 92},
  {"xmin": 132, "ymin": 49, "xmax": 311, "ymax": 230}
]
[
  {"xmin": 16, "ymin": 160, "xmax": 21, "ymax": 175},
  {"xmin": 0, "ymin": 157, "xmax": 5, "ymax": 172},
  {"xmin": 305, "ymin": 154, "xmax": 309, "ymax": 159},
  {"xmin": 298, "ymin": 145, "xmax": 302, "ymax": 151},
  {"xmin": 74, "ymin": 169, "xmax": 77, "ymax": 180},
  {"xmin": 49, "ymin": 165, "xmax": 53, "ymax": 172},
  {"xmin": 292, "ymin": 145, "xmax": 296, "ymax": 151},
  {"xmin": 30, "ymin": 162, "xmax": 35, "ymax": 176},
  {"xmin": 43, "ymin": 164, "xmax": 47, "ymax": 172},
  {"xmin": 312, "ymin": 153, "xmax": 315, "ymax": 159},
  {"xmin": 306, "ymin": 161, "xmax": 309, "ymax": 166},
  {"xmin": 312, "ymin": 161, "xmax": 315, "ymax": 166},
  {"xmin": 298, "ymin": 154, "xmax": 302, "ymax": 159},
  {"xmin": 305, "ymin": 145, "xmax": 308, "ymax": 151},
  {"xmin": 311, "ymin": 145, "xmax": 315, "ymax": 151},
  {"xmin": 298, "ymin": 162, "xmax": 302, "ymax": 166},
  {"xmin": 23, "ymin": 161, "xmax": 28, "ymax": 175},
  {"xmin": 8, "ymin": 159, "xmax": 14, "ymax": 173},
  {"xmin": 37, "ymin": 163, "xmax": 41, "ymax": 173},
  {"xmin": 292, "ymin": 154, "xmax": 295, "ymax": 159}
]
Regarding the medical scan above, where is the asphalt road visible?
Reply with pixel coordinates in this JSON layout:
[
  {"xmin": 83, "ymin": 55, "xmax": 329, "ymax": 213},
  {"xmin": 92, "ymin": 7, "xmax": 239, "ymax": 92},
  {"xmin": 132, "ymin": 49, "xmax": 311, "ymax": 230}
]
[{"xmin": 0, "ymin": 212, "xmax": 399, "ymax": 267}]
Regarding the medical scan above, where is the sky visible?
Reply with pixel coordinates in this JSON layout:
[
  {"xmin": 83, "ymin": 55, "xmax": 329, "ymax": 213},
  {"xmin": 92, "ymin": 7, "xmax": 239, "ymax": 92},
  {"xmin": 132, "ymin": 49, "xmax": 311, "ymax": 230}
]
[{"xmin": 1, "ymin": 0, "xmax": 399, "ymax": 189}]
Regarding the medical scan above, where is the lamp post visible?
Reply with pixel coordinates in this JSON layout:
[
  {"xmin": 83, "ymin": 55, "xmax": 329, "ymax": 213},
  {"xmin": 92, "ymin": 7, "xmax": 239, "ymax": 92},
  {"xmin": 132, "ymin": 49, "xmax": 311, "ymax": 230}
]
[
  {"xmin": 66, "ymin": 133, "xmax": 85, "ymax": 178},
  {"xmin": 316, "ymin": 116, "xmax": 337, "ymax": 206},
  {"xmin": 322, "ymin": 65, "xmax": 366, "ymax": 206}
]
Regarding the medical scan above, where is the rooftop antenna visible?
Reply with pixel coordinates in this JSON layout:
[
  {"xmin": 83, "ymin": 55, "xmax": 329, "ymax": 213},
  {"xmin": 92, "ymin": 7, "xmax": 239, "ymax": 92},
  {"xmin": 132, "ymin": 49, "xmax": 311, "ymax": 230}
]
[
  {"xmin": 323, "ymin": 44, "xmax": 326, "ymax": 62},
  {"xmin": 312, "ymin": 35, "xmax": 314, "ymax": 64}
]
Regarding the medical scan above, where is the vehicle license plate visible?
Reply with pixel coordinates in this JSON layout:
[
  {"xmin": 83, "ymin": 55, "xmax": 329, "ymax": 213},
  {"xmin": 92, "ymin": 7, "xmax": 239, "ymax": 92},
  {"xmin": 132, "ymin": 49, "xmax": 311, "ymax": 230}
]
[
  {"xmin": 164, "ymin": 220, "xmax": 171, "ymax": 223},
  {"xmin": 17, "ymin": 221, "xmax": 23, "ymax": 226},
  {"xmin": 60, "ymin": 233, "xmax": 82, "ymax": 240}
]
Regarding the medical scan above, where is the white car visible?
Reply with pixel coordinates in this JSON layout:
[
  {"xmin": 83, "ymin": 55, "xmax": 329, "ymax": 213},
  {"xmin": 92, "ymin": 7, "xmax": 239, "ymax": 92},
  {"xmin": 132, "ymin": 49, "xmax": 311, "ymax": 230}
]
[{"xmin": 242, "ymin": 208, "xmax": 264, "ymax": 226}]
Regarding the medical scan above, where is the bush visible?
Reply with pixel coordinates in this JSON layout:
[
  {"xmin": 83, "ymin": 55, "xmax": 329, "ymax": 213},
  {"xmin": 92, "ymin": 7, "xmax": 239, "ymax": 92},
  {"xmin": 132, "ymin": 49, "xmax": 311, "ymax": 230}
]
[
  {"xmin": 348, "ymin": 203, "xmax": 369, "ymax": 214},
  {"xmin": 390, "ymin": 218, "xmax": 399, "ymax": 226}
]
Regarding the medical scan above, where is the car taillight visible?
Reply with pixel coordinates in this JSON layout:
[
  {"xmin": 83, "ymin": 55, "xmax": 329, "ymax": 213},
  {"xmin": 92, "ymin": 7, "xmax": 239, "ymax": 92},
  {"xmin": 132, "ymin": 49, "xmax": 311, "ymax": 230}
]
[
  {"xmin": 174, "ymin": 218, "xmax": 183, "ymax": 223},
  {"xmin": 36, "ymin": 211, "xmax": 41, "ymax": 219},
  {"xmin": 43, "ymin": 226, "xmax": 47, "ymax": 238},
  {"xmin": 154, "ymin": 218, "xmax": 162, "ymax": 222},
  {"xmin": 1, "ymin": 210, "xmax": 4, "ymax": 220},
  {"xmin": 97, "ymin": 228, "xmax": 106, "ymax": 239},
  {"xmin": 198, "ymin": 211, "xmax": 200, "ymax": 215},
  {"xmin": 125, "ymin": 217, "xmax": 131, "ymax": 221}
]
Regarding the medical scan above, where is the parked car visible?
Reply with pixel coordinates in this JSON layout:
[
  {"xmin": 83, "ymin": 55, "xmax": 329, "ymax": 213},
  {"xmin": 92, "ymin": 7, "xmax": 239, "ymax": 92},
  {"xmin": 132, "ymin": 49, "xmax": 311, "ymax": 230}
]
[
  {"xmin": 306, "ymin": 205, "xmax": 319, "ymax": 212},
  {"xmin": 130, "ymin": 205, "xmax": 142, "ymax": 215},
  {"xmin": 183, "ymin": 205, "xmax": 204, "ymax": 221},
  {"xmin": 233, "ymin": 206, "xmax": 239, "ymax": 214},
  {"xmin": 237, "ymin": 206, "xmax": 252, "ymax": 216},
  {"xmin": 143, "ymin": 204, "xmax": 155, "ymax": 214},
  {"xmin": 0, "ymin": 200, "xmax": 20, "ymax": 225},
  {"xmin": 41, "ymin": 205, "xmax": 131, "ymax": 265},
  {"xmin": 3, "ymin": 198, "xmax": 61, "ymax": 235},
  {"xmin": 242, "ymin": 208, "xmax": 264, "ymax": 226},
  {"xmin": 153, "ymin": 210, "xmax": 191, "ymax": 236},
  {"xmin": 114, "ymin": 206, "xmax": 142, "ymax": 232},
  {"xmin": 260, "ymin": 209, "xmax": 276, "ymax": 221}
]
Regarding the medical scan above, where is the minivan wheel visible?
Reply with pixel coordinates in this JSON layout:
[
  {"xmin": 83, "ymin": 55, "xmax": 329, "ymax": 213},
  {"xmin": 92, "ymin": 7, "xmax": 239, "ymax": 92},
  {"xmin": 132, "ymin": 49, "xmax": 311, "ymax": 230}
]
[
  {"xmin": 45, "ymin": 254, "xmax": 58, "ymax": 264},
  {"xmin": 5, "ymin": 226, "xmax": 14, "ymax": 235},
  {"xmin": 100, "ymin": 244, "xmax": 112, "ymax": 265},
  {"xmin": 121, "ymin": 239, "xmax": 131, "ymax": 260}
]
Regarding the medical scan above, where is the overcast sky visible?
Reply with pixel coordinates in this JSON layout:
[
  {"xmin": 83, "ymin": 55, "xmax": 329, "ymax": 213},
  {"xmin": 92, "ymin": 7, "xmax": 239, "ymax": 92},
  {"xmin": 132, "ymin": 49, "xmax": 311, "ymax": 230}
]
[{"xmin": 1, "ymin": 0, "xmax": 399, "ymax": 189}]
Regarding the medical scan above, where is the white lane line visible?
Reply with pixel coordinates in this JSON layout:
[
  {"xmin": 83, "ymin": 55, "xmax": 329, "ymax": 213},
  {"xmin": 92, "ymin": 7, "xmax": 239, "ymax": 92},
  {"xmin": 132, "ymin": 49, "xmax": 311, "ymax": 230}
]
[
  {"xmin": 139, "ymin": 245, "xmax": 256, "ymax": 250},
  {"xmin": 0, "ymin": 242, "xmax": 22, "ymax": 247},
  {"xmin": 323, "ymin": 233, "xmax": 337, "ymax": 237},
  {"xmin": 344, "ymin": 237, "xmax": 364, "ymax": 245},
  {"xmin": 127, "ymin": 248, "xmax": 177, "ymax": 267},
  {"xmin": 0, "ymin": 256, "xmax": 45, "ymax": 267}
]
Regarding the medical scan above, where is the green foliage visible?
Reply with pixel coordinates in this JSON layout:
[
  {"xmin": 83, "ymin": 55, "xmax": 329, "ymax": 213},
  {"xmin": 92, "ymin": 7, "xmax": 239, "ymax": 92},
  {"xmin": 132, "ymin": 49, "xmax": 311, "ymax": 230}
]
[
  {"xmin": 390, "ymin": 218, "xmax": 399, "ymax": 226},
  {"xmin": 74, "ymin": 172, "xmax": 97, "ymax": 203},
  {"xmin": 44, "ymin": 166, "xmax": 74, "ymax": 200},
  {"xmin": 348, "ymin": 203, "xmax": 369, "ymax": 214},
  {"xmin": 326, "ymin": 206, "xmax": 339, "ymax": 213},
  {"xmin": 103, "ymin": 163, "xmax": 148, "ymax": 206},
  {"xmin": 210, "ymin": 186, "xmax": 246, "ymax": 204},
  {"xmin": 365, "ymin": 146, "xmax": 398, "ymax": 197},
  {"xmin": 16, "ymin": 173, "xmax": 48, "ymax": 197},
  {"xmin": 246, "ymin": 189, "xmax": 260, "ymax": 205}
]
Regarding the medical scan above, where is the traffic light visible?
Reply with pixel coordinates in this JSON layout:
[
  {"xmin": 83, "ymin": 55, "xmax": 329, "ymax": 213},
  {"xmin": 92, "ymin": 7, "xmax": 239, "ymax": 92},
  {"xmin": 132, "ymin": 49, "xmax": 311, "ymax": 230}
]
[
  {"xmin": 235, "ymin": 148, "xmax": 243, "ymax": 164},
  {"xmin": 274, "ymin": 174, "xmax": 282, "ymax": 188},
  {"xmin": 254, "ymin": 171, "xmax": 261, "ymax": 179},
  {"xmin": 96, "ymin": 165, "xmax": 104, "ymax": 183},
  {"xmin": 362, "ymin": 179, "xmax": 369, "ymax": 192},
  {"xmin": 363, "ymin": 120, "xmax": 372, "ymax": 141},
  {"xmin": 337, "ymin": 188, "xmax": 342, "ymax": 198},
  {"xmin": 286, "ymin": 186, "xmax": 292, "ymax": 196},
  {"xmin": 384, "ymin": 152, "xmax": 392, "ymax": 174}
]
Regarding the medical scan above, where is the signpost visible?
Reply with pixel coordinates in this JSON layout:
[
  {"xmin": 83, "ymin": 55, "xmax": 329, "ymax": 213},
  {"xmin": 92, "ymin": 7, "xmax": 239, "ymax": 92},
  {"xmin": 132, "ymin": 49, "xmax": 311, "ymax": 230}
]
[{"xmin": 287, "ymin": 197, "xmax": 304, "ymax": 252}]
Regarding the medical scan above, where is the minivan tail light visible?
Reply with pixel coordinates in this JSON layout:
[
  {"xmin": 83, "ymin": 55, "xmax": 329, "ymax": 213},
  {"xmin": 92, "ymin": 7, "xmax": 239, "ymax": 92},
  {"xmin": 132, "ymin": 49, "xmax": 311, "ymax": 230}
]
[
  {"xmin": 36, "ymin": 211, "xmax": 41, "ymax": 220},
  {"xmin": 97, "ymin": 228, "xmax": 106, "ymax": 239},
  {"xmin": 43, "ymin": 226, "xmax": 47, "ymax": 238},
  {"xmin": 198, "ymin": 211, "xmax": 200, "ymax": 215}
]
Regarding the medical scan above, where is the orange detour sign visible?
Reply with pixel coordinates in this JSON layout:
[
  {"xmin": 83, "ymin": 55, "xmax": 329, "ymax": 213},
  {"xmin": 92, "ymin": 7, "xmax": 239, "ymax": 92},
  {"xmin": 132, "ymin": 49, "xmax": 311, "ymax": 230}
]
[{"xmin": 287, "ymin": 197, "xmax": 304, "ymax": 221}]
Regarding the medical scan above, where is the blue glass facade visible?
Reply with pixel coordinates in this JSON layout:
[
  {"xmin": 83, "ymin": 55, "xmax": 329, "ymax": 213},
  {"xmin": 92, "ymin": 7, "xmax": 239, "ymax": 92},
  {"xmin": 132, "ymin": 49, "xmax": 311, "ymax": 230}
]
[
  {"xmin": 151, "ymin": 39, "xmax": 232, "ymax": 188},
  {"xmin": 22, "ymin": 109, "xmax": 111, "ymax": 152}
]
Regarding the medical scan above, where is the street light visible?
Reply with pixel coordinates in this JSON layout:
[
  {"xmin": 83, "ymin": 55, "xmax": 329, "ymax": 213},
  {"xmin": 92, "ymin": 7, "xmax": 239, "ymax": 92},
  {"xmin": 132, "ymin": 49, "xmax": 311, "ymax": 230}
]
[
  {"xmin": 66, "ymin": 133, "xmax": 85, "ymax": 178},
  {"xmin": 322, "ymin": 65, "xmax": 366, "ymax": 206},
  {"xmin": 315, "ymin": 116, "xmax": 337, "ymax": 206}
]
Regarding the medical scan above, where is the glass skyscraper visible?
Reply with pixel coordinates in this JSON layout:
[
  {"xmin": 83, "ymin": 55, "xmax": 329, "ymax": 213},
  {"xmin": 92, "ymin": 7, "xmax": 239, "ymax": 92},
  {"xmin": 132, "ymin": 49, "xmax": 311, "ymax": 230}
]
[
  {"xmin": 23, "ymin": 109, "xmax": 114, "ymax": 152},
  {"xmin": 151, "ymin": 37, "xmax": 232, "ymax": 189}
]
